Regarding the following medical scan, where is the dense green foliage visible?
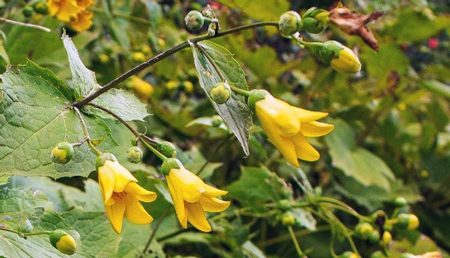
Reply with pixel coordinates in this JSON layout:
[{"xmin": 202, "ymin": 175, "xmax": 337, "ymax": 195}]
[{"xmin": 0, "ymin": 0, "xmax": 450, "ymax": 257}]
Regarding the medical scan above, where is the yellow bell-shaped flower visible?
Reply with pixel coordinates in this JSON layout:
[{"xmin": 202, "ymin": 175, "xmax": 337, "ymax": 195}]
[
  {"xmin": 97, "ymin": 154, "xmax": 157, "ymax": 233},
  {"xmin": 69, "ymin": 10, "xmax": 93, "ymax": 32},
  {"xmin": 166, "ymin": 167, "xmax": 230, "ymax": 232},
  {"xmin": 47, "ymin": 0, "xmax": 80, "ymax": 22},
  {"xmin": 253, "ymin": 92, "xmax": 334, "ymax": 167}
]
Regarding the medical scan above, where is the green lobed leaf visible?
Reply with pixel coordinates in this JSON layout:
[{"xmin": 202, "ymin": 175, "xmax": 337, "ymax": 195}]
[
  {"xmin": 325, "ymin": 119, "xmax": 395, "ymax": 190},
  {"xmin": 191, "ymin": 40, "xmax": 252, "ymax": 156},
  {"xmin": 0, "ymin": 61, "xmax": 116, "ymax": 178},
  {"xmin": 84, "ymin": 88, "xmax": 150, "ymax": 122}
]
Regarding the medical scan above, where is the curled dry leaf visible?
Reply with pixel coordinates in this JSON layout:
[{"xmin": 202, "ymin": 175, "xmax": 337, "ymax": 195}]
[{"xmin": 329, "ymin": 6, "xmax": 384, "ymax": 51}]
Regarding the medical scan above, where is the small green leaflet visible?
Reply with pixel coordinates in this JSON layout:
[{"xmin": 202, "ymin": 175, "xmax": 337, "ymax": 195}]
[{"xmin": 191, "ymin": 40, "xmax": 252, "ymax": 156}]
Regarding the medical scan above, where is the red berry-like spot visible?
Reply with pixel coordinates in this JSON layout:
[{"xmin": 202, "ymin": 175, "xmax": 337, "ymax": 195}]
[{"xmin": 428, "ymin": 38, "xmax": 439, "ymax": 49}]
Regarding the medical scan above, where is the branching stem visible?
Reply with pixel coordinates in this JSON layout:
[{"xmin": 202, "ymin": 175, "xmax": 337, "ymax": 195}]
[
  {"xmin": 73, "ymin": 107, "xmax": 102, "ymax": 155},
  {"xmin": 73, "ymin": 21, "xmax": 278, "ymax": 107}
]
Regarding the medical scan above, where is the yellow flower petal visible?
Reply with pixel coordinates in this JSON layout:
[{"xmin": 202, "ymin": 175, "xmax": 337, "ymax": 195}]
[
  {"xmin": 76, "ymin": 0, "xmax": 93, "ymax": 9},
  {"xmin": 187, "ymin": 202, "xmax": 211, "ymax": 232},
  {"xmin": 106, "ymin": 160, "xmax": 137, "ymax": 193},
  {"xmin": 170, "ymin": 168, "xmax": 205, "ymax": 203},
  {"xmin": 300, "ymin": 121, "xmax": 334, "ymax": 137},
  {"xmin": 55, "ymin": 0, "xmax": 81, "ymax": 22},
  {"xmin": 69, "ymin": 10, "xmax": 93, "ymax": 32},
  {"xmin": 256, "ymin": 97, "xmax": 300, "ymax": 137},
  {"xmin": 98, "ymin": 165, "xmax": 114, "ymax": 204},
  {"xmin": 105, "ymin": 199, "xmax": 126, "ymax": 233},
  {"xmin": 202, "ymin": 184, "xmax": 228, "ymax": 198},
  {"xmin": 256, "ymin": 105, "xmax": 299, "ymax": 167},
  {"xmin": 290, "ymin": 133, "xmax": 320, "ymax": 161},
  {"xmin": 124, "ymin": 195, "xmax": 154, "ymax": 225},
  {"xmin": 292, "ymin": 107, "xmax": 328, "ymax": 122},
  {"xmin": 166, "ymin": 175, "xmax": 188, "ymax": 228},
  {"xmin": 125, "ymin": 182, "xmax": 157, "ymax": 203},
  {"xmin": 199, "ymin": 197, "xmax": 230, "ymax": 212}
]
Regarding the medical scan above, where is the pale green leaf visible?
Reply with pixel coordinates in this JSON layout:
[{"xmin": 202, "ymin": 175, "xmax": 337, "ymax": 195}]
[
  {"xmin": 62, "ymin": 33, "xmax": 98, "ymax": 99},
  {"xmin": 84, "ymin": 88, "xmax": 150, "ymax": 122},
  {"xmin": 191, "ymin": 40, "xmax": 252, "ymax": 156}
]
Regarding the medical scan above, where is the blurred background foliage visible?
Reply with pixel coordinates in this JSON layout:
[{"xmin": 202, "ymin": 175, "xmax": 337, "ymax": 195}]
[{"xmin": 1, "ymin": 0, "xmax": 450, "ymax": 257}]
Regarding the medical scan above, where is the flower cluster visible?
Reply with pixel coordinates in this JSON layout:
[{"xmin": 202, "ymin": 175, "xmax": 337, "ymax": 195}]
[{"xmin": 47, "ymin": 0, "xmax": 94, "ymax": 32}]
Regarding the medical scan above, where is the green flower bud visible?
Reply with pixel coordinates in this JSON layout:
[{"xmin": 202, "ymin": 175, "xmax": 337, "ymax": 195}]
[
  {"xmin": 393, "ymin": 197, "xmax": 407, "ymax": 207},
  {"xmin": 18, "ymin": 219, "xmax": 33, "ymax": 233},
  {"xmin": 278, "ymin": 11, "xmax": 302, "ymax": 37},
  {"xmin": 131, "ymin": 52, "xmax": 146, "ymax": 62},
  {"xmin": 157, "ymin": 141, "xmax": 177, "ymax": 158},
  {"xmin": 281, "ymin": 211, "xmax": 296, "ymax": 226},
  {"xmin": 127, "ymin": 146, "xmax": 143, "ymax": 163},
  {"xmin": 33, "ymin": 1, "xmax": 48, "ymax": 14},
  {"xmin": 247, "ymin": 89, "xmax": 269, "ymax": 111},
  {"xmin": 49, "ymin": 230, "xmax": 77, "ymax": 255},
  {"xmin": 22, "ymin": 6, "xmax": 33, "ymax": 17},
  {"xmin": 302, "ymin": 7, "xmax": 329, "ymax": 34},
  {"xmin": 407, "ymin": 214, "xmax": 419, "ymax": 230},
  {"xmin": 185, "ymin": 10, "xmax": 204, "ymax": 32},
  {"xmin": 278, "ymin": 199, "xmax": 291, "ymax": 210},
  {"xmin": 304, "ymin": 40, "xmax": 361, "ymax": 74},
  {"xmin": 368, "ymin": 230, "xmax": 380, "ymax": 245},
  {"xmin": 397, "ymin": 213, "xmax": 419, "ymax": 230},
  {"xmin": 210, "ymin": 82, "xmax": 231, "ymax": 104},
  {"xmin": 211, "ymin": 115, "xmax": 223, "ymax": 127},
  {"xmin": 355, "ymin": 222, "xmax": 373, "ymax": 240},
  {"xmin": 370, "ymin": 251, "xmax": 386, "ymax": 258},
  {"xmin": 381, "ymin": 231, "xmax": 392, "ymax": 245},
  {"xmin": 95, "ymin": 153, "xmax": 117, "ymax": 169},
  {"xmin": 99, "ymin": 53, "xmax": 110, "ymax": 64},
  {"xmin": 161, "ymin": 158, "xmax": 182, "ymax": 175},
  {"xmin": 340, "ymin": 251, "xmax": 359, "ymax": 258},
  {"xmin": 51, "ymin": 142, "xmax": 74, "ymax": 164}
]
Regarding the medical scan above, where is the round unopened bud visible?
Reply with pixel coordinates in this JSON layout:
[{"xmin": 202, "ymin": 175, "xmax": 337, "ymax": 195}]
[
  {"xmin": 370, "ymin": 251, "xmax": 385, "ymax": 258},
  {"xmin": 278, "ymin": 199, "xmax": 291, "ymax": 210},
  {"xmin": 22, "ymin": 6, "xmax": 33, "ymax": 17},
  {"xmin": 95, "ymin": 153, "xmax": 117, "ymax": 169},
  {"xmin": 247, "ymin": 89, "xmax": 269, "ymax": 111},
  {"xmin": 381, "ymin": 231, "xmax": 392, "ymax": 245},
  {"xmin": 368, "ymin": 230, "xmax": 380, "ymax": 245},
  {"xmin": 281, "ymin": 212, "xmax": 296, "ymax": 226},
  {"xmin": 33, "ymin": 1, "xmax": 48, "ymax": 14},
  {"xmin": 131, "ymin": 52, "xmax": 146, "ymax": 62},
  {"xmin": 302, "ymin": 7, "xmax": 329, "ymax": 34},
  {"xmin": 407, "ymin": 214, "xmax": 419, "ymax": 230},
  {"xmin": 127, "ymin": 146, "xmax": 143, "ymax": 163},
  {"xmin": 397, "ymin": 213, "xmax": 419, "ymax": 230},
  {"xmin": 18, "ymin": 219, "xmax": 33, "ymax": 233},
  {"xmin": 210, "ymin": 82, "xmax": 231, "ymax": 104},
  {"xmin": 185, "ymin": 10, "xmax": 204, "ymax": 32},
  {"xmin": 99, "ymin": 53, "xmax": 110, "ymax": 64},
  {"xmin": 304, "ymin": 40, "xmax": 361, "ymax": 74},
  {"xmin": 157, "ymin": 141, "xmax": 177, "ymax": 158},
  {"xmin": 51, "ymin": 142, "xmax": 74, "ymax": 164},
  {"xmin": 49, "ymin": 230, "xmax": 77, "ymax": 255},
  {"xmin": 278, "ymin": 11, "xmax": 302, "ymax": 37},
  {"xmin": 393, "ymin": 197, "xmax": 407, "ymax": 207},
  {"xmin": 141, "ymin": 45, "xmax": 151, "ymax": 55},
  {"xmin": 340, "ymin": 251, "xmax": 359, "ymax": 258},
  {"xmin": 355, "ymin": 222, "xmax": 373, "ymax": 240},
  {"xmin": 182, "ymin": 81, "xmax": 194, "ymax": 93},
  {"xmin": 211, "ymin": 115, "xmax": 223, "ymax": 127},
  {"xmin": 161, "ymin": 158, "xmax": 182, "ymax": 175}
]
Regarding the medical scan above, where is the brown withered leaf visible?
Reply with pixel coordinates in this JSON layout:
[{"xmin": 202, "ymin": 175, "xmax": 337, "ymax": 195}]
[{"xmin": 329, "ymin": 7, "xmax": 384, "ymax": 51}]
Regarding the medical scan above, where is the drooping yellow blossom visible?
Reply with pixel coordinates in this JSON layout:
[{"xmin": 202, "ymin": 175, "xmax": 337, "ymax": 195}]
[
  {"xmin": 254, "ymin": 93, "xmax": 334, "ymax": 167},
  {"xmin": 47, "ymin": 0, "xmax": 80, "ymax": 22},
  {"xmin": 128, "ymin": 76, "xmax": 154, "ymax": 101},
  {"xmin": 166, "ymin": 167, "xmax": 230, "ymax": 232},
  {"xmin": 47, "ymin": 0, "xmax": 94, "ymax": 32},
  {"xmin": 69, "ymin": 10, "xmax": 93, "ymax": 32},
  {"xmin": 97, "ymin": 155, "xmax": 157, "ymax": 233}
]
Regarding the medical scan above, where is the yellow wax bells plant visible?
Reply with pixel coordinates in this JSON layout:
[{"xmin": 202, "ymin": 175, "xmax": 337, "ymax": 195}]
[{"xmin": 1, "ymin": 2, "xmax": 438, "ymax": 258}]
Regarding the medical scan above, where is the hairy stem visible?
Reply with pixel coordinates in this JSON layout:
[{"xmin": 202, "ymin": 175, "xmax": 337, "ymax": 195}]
[
  {"xmin": 0, "ymin": 17, "xmax": 51, "ymax": 32},
  {"xmin": 73, "ymin": 21, "xmax": 278, "ymax": 107}
]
